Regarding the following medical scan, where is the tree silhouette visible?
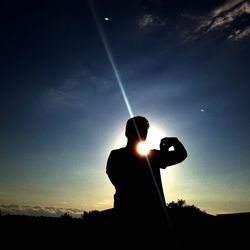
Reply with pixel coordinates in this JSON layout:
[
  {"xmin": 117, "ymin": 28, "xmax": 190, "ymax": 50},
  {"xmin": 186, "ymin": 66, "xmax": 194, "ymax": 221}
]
[
  {"xmin": 167, "ymin": 199, "xmax": 207, "ymax": 214},
  {"xmin": 60, "ymin": 212, "xmax": 73, "ymax": 220},
  {"xmin": 81, "ymin": 210, "xmax": 99, "ymax": 220}
]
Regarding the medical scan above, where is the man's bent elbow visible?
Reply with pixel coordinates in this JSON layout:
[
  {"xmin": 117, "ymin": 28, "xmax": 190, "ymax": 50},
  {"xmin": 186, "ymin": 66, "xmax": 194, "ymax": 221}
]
[
  {"xmin": 176, "ymin": 150, "xmax": 187, "ymax": 164},
  {"xmin": 180, "ymin": 150, "xmax": 187, "ymax": 163}
]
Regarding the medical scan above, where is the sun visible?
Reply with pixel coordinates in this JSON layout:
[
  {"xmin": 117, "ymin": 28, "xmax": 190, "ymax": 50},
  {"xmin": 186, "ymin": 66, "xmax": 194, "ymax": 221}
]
[
  {"xmin": 137, "ymin": 125, "xmax": 166, "ymax": 156},
  {"xmin": 112, "ymin": 124, "xmax": 167, "ymax": 155},
  {"xmin": 137, "ymin": 141, "xmax": 150, "ymax": 156}
]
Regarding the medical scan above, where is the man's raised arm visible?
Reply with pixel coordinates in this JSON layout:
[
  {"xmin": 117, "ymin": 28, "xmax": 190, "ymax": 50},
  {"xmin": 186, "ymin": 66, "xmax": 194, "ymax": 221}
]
[{"xmin": 158, "ymin": 137, "xmax": 187, "ymax": 168}]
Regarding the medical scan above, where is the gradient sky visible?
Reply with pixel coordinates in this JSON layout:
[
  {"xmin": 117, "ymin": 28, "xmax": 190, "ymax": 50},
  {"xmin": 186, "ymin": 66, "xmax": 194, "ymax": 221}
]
[{"xmin": 0, "ymin": 0, "xmax": 250, "ymax": 217}]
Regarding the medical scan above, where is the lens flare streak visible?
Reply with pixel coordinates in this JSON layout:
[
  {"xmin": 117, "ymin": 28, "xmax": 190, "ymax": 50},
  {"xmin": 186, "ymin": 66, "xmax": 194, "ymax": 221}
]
[
  {"xmin": 89, "ymin": 2, "xmax": 176, "ymax": 246},
  {"xmin": 88, "ymin": 1, "xmax": 133, "ymax": 118}
]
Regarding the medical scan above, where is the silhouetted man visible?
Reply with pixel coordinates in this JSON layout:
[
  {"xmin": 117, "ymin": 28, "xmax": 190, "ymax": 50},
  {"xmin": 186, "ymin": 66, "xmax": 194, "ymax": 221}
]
[{"xmin": 106, "ymin": 116, "xmax": 187, "ymax": 243}]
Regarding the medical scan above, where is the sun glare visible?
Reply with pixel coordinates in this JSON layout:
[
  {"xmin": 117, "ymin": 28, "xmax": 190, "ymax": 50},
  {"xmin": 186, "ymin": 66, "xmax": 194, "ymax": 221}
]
[{"xmin": 137, "ymin": 141, "xmax": 150, "ymax": 156}]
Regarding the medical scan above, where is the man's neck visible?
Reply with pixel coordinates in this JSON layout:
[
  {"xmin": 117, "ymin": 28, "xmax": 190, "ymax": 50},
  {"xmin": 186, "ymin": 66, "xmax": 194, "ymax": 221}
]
[{"xmin": 126, "ymin": 139, "xmax": 139, "ymax": 151}]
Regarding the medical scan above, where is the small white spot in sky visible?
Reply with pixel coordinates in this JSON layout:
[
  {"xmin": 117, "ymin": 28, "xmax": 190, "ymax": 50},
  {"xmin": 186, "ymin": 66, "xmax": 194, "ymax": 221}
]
[
  {"xmin": 105, "ymin": 17, "xmax": 109, "ymax": 21},
  {"xmin": 200, "ymin": 109, "xmax": 205, "ymax": 112}
]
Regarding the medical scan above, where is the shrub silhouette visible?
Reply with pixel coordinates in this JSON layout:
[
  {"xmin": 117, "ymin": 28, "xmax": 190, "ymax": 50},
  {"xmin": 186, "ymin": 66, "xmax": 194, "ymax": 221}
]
[
  {"xmin": 60, "ymin": 212, "xmax": 73, "ymax": 220},
  {"xmin": 81, "ymin": 210, "xmax": 99, "ymax": 219}
]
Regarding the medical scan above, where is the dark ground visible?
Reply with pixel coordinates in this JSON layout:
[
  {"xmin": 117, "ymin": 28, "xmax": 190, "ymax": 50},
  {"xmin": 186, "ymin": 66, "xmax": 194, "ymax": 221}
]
[{"xmin": 1, "ymin": 208, "xmax": 249, "ymax": 249}]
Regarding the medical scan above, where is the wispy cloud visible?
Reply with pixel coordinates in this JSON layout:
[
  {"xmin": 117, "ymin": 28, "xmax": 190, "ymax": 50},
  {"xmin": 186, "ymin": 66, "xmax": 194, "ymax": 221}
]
[
  {"xmin": 228, "ymin": 25, "xmax": 250, "ymax": 40},
  {"xmin": 44, "ymin": 69, "xmax": 114, "ymax": 107},
  {"xmin": 211, "ymin": 0, "xmax": 246, "ymax": 17},
  {"xmin": 0, "ymin": 204, "xmax": 85, "ymax": 217},
  {"xmin": 46, "ymin": 78, "xmax": 82, "ymax": 106},
  {"xmin": 194, "ymin": 0, "xmax": 250, "ymax": 40},
  {"xmin": 138, "ymin": 14, "xmax": 166, "ymax": 29}
]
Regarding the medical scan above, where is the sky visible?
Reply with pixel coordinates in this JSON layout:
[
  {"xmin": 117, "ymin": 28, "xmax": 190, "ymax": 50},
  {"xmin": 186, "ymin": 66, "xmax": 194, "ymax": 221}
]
[{"xmin": 0, "ymin": 0, "xmax": 250, "ymax": 217}]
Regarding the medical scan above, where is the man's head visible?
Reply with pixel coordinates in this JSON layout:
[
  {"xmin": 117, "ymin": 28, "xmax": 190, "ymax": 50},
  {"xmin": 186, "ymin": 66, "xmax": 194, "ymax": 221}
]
[{"xmin": 125, "ymin": 116, "xmax": 149, "ymax": 141}]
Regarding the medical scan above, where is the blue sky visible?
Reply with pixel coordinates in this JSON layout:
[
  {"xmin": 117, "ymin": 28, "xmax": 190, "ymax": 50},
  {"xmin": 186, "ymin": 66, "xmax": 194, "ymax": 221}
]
[{"xmin": 0, "ymin": 0, "xmax": 250, "ymax": 216}]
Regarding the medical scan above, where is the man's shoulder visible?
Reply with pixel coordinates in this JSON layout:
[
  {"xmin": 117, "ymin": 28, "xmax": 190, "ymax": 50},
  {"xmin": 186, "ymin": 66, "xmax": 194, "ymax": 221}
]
[
  {"xmin": 148, "ymin": 149, "xmax": 162, "ymax": 162},
  {"xmin": 110, "ymin": 147, "xmax": 126, "ymax": 155},
  {"xmin": 150, "ymin": 149, "xmax": 160, "ymax": 153},
  {"xmin": 107, "ymin": 148, "xmax": 127, "ymax": 165},
  {"xmin": 149, "ymin": 149, "xmax": 161, "ymax": 156}
]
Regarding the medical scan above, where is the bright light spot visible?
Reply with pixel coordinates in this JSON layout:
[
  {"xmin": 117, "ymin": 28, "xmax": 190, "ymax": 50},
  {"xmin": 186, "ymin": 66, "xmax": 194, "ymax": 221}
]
[
  {"xmin": 111, "ymin": 124, "xmax": 171, "ymax": 152},
  {"xmin": 200, "ymin": 109, "xmax": 205, "ymax": 112},
  {"xmin": 137, "ymin": 125, "xmax": 166, "ymax": 155},
  {"xmin": 105, "ymin": 17, "xmax": 109, "ymax": 21},
  {"xmin": 137, "ymin": 141, "xmax": 150, "ymax": 156}
]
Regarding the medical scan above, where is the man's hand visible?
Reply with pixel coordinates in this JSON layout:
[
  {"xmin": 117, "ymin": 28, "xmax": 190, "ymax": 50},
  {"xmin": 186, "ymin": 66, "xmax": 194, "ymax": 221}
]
[{"xmin": 160, "ymin": 137, "xmax": 179, "ymax": 151}]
